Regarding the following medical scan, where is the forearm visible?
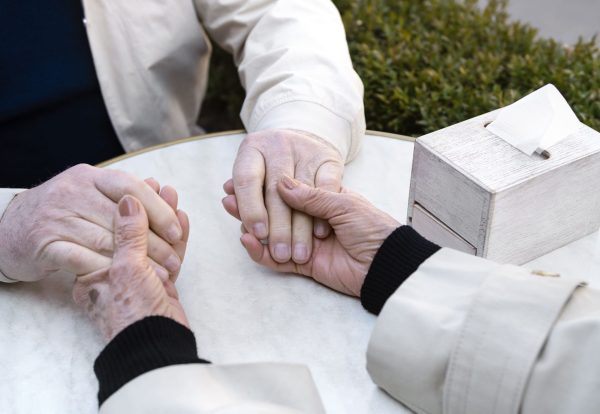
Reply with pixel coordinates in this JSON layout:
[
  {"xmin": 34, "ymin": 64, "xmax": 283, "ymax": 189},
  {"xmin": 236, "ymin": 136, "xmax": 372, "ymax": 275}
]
[
  {"xmin": 365, "ymin": 244, "xmax": 599, "ymax": 413},
  {"xmin": 195, "ymin": 0, "xmax": 365, "ymax": 161},
  {"xmin": 95, "ymin": 317, "xmax": 326, "ymax": 413}
]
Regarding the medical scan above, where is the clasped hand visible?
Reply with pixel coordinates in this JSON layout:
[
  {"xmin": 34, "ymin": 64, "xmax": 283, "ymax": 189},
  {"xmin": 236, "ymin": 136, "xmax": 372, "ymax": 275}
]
[
  {"xmin": 0, "ymin": 164, "xmax": 186, "ymax": 282},
  {"xmin": 225, "ymin": 175, "xmax": 400, "ymax": 296},
  {"xmin": 226, "ymin": 129, "xmax": 345, "ymax": 265}
]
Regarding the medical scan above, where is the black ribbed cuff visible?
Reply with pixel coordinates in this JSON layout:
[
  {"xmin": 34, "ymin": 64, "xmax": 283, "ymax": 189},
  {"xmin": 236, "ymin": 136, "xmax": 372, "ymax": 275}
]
[
  {"xmin": 361, "ymin": 226, "xmax": 440, "ymax": 315},
  {"xmin": 94, "ymin": 316, "xmax": 208, "ymax": 405}
]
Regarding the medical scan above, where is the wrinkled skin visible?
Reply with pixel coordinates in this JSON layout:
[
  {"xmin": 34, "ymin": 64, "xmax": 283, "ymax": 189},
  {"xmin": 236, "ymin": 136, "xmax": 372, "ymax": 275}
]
[
  {"xmin": 227, "ymin": 129, "xmax": 344, "ymax": 265},
  {"xmin": 0, "ymin": 164, "xmax": 185, "ymax": 282},
  {"xmin": 225, "ymin": 176, "xmax": 400, "ymax": 296},
  {"xmin": 73, "ymin": 195, "xmax": 190, "ymax": 341}
]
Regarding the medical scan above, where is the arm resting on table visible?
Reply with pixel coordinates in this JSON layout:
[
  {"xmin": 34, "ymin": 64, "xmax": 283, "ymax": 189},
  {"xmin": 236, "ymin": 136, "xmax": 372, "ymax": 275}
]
[
  {"xmin": 97, "ymin": 316, "xmax": 325, "ymax": 413},
  {"xmin": 366, "ymin": 247, "xmax": 600, "ymax": 414},
  {"xmin": 194, "ymin": 0, "xmax": 365, "ymax": 161}
]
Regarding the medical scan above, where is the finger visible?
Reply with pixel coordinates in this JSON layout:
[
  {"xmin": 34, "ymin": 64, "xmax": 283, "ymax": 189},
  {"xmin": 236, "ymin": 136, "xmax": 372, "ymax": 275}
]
[
  {"xmin": 277, "ymin": 175, "xmax": 348, "ymax": 221},
  {"xmin": 148, "ymin": 259, "xmax": 170, "ymax": 282},
  {"xmin": 222, "ymin": 195, "xmax": 241, "ymax": 221},
  {"xmin": 144, "ymin": 177, "xmax": 161, "ymax": 193},
  {"xmin": 170, "ymin": 209, "xmax": 190, "ymax": 282},
  {"xmin": 290, "ymin": 169, "xmax": 315, "ymax": 264},
  {"xmin": 45, "ymin": 241, "xmax": 112, "ymax": 276},
  {"xmin": 159, "ymin": 185, "xmax": 178, "ymax": 211},
  {"xmin": 223, "ymin": 178, "xmax": 235, "ymax": 195},
  {"xmin": 147, "ymin": 230, "xmax": 181, "ymax": 276},
  {"xmin": 232, "ymin": 147, "xmax": 269, "ymax": 239},
  {"xmin": 291, "ymin": 211, "xmax": 312, "ymax": 264},
  {"xmin": 313, "ymin": 219, "xmax": 331, "ymax": 239},
  {"xmin": 240, "ymin": 233, "xmax": 297, "ymax": 274},
  {"xmin": 95, "ymin": 169, "xmax": 183, "ymax": 244},
  {"xmin": 113, "ymin": 195, "xmax": 150, "ymax": 262},
  {"xmin": 56, "ymin": 217, "xmax": 114, "ymax": 257},
  {"xmin": 313, "ymin": 161, "xmax": 343, "ymax": 238},
  {"xmin": 264, "ymin": 157, "xmax": 294, "ymax": 263}
]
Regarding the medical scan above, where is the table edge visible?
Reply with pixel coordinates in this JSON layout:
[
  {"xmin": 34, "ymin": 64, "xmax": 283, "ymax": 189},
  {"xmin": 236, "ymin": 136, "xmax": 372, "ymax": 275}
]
[{"xmin": 97, "ymin": 129, "xmax": 416, "ymax": 167}]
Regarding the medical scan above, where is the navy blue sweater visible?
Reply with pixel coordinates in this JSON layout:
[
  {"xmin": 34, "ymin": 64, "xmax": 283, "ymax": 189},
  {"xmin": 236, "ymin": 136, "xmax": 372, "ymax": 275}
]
[{"xmin": 0, "ymin": 1, "xmax": 123, "ymax": 188}]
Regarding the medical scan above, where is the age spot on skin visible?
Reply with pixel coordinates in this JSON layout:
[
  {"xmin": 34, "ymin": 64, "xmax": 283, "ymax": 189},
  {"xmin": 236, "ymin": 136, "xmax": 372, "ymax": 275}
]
[
  {"xmin": 89, "ymin": 289, "xmax": 99, "ymax": 304},
  {"xmin": 115, "ymin": 293, "xmax": 123, "ymax": 302}
]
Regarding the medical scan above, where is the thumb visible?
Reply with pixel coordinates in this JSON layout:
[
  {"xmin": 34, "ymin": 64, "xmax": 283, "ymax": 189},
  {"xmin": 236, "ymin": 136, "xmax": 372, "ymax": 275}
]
[
  {"xmin": 277, "ymin": 175, "xmax": 346, "ymax": 221},
  {"xmin": 114, "ymin": 195, "xmax": 149, "ymax": 262}
]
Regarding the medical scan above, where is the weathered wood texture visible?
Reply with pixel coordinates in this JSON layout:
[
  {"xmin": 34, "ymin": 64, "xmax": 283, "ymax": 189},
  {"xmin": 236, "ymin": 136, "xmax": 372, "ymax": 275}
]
[{"xmin": 408, "ymin": 110, "xmax": 600, "ymax": 264}]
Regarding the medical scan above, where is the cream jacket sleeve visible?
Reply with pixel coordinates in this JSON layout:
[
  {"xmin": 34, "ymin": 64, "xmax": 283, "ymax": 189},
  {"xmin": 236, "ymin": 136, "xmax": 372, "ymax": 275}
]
[
  {"xmin": 194, "ymin": 0, "xmax": 366, "ymax": 161},
  {"xmin": 100, "ymin": 363, "xmax": 325, "ymax": 414},
  {"xmin": 367, "ymin": 248, "xmax": 600, "ymax": 414},
  {"xmin": 0, "ymin": 189, "xmax": 25, "ymax": 283}
]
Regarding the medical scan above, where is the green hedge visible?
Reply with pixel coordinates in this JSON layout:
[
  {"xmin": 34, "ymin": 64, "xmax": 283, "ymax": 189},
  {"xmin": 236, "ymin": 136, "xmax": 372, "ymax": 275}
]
[{"xmin": 199, "ymin": 0, "xmax": 600, "ymax": 136}]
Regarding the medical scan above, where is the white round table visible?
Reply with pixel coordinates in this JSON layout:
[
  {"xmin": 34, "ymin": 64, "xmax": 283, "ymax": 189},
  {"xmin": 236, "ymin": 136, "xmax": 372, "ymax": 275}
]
[{"xmin": 1, "ymin": 131, "xmax": 598, "ymax": 414}]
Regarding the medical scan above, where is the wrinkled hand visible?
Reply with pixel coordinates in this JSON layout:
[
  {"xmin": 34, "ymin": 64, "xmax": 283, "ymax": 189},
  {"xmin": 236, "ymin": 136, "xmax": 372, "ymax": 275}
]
[
  {"xmin": 226, "ymin": 129, "xmax": 344, "ymax": 265},
  {"xmin": 231, "ymin": 176, "xmax": 400, "ymax": 297},
  {"xmin": 73, "ymin": 195, "xmax": 190, "ymax": 341},
  {"xmin": 0, "ymin": 164, "xmax": 184, "ymax": 282}
]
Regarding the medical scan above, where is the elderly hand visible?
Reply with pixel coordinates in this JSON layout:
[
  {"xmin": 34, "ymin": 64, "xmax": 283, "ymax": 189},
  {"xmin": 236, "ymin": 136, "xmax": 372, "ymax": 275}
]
[
  {"xmin": 0, "ymin": 164, "xmax": 185, "ymax": 282},
  {"xmin": 226, "ymin": 129, "xmax": 344, "ymax": 265},
  {"xmin": 73, "ymin": 195, "xmax": 190, "ymax": 340},
  {"xmin": 230, "ymin": 176, "xmax": 399, "ymax": 296}
]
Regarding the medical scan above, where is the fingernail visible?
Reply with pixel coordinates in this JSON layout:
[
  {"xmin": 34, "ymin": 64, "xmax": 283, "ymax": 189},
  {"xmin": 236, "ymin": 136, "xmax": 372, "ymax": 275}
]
[
  {"xmin": 164, "ymin": 254, "xmax": 181, "ymax": 273},
  {"xmin": 253, "ymin": 223, "xmax": 268, "ymax": 239},
  {"xmin": 119, "ymin": 196, "xmax": 139, "ymax": 217},
  {"xmin": 274, "ymin": 243, "xmax": 291, "ymax": 261},
  {"xmin": 282, "ymin": 175, "xmax": 299, "ymax": 190},
  {"xmin": 155, "ymin": 266, "xmax": 169, "ymax": 281},
  {"xmin": 315, "ymin": 223, "xmax": 328, "ymax": 238},
  {"xmin": 167, "ymin": 224, "xmax": 183, "ymax": 242},
  {"xmin": 293, "ymin": 243, "xmax": 308, "ymax": 262}
]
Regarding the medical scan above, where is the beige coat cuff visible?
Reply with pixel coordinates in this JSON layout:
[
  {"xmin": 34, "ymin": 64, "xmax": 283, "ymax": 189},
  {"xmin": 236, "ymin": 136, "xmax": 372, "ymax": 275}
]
[
  {"xmin": 100, "ymin": 363, "xmax": 325, "ymax": 413},
  {"xmin": 0, "ymin": 189, "xmax": 25, "ymax": 283},
  {"xmin": 366, "ymin": 248, "xmax": 590, "ymax": 414},
  {"xmin": 254, "ymin": 100, "xmax": 364, "ymax": 162}
]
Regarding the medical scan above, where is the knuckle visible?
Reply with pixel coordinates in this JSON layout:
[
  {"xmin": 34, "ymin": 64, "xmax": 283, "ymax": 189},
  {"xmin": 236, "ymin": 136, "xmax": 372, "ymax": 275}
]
[
  {"xmin": 61, "ymin": 244, "xmax": 85, "ymax": 268},
  {"xmin": 243, "ymin": 131, "xmax": 268, "ymax": 144},
  {"xmin": 264, "ymin": 180, "xmax": 280, "ymax": 193},
  {"xmin": 70, "ymin": 163, "xmax": 95, "ymax": 176},
  {"xmin": 233, "ymin": 173, "xmax": 262, "ymax": 190},
  {"xmin": 116, "ymin": 222, "xmax": 144, "ymax": 246},
  {"xmin": 120, "ymin": 179, "xmax": 139, "ymax": 196},
  {"xmin": 106, "ymin": 169, "xmax": 141, "ymax": 194}
]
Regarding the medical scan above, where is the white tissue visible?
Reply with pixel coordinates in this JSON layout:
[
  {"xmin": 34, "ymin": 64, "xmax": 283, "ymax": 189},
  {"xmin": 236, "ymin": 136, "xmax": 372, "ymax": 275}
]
[{"xmin": 486, "ymin": 84, "xmax": 583, "ymax": 155}]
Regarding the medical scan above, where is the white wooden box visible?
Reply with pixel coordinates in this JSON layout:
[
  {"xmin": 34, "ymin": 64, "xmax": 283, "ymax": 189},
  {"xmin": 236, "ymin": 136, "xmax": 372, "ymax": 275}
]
[{"xmin": 407, "ymin": 110, "xmax": 600, "ymax": 264}]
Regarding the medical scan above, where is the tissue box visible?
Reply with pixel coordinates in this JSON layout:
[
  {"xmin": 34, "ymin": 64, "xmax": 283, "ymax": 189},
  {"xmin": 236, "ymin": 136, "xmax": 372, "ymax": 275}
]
[{"xmin": 407, "ymin": 110, "xmax": 600, "ymax": 264}]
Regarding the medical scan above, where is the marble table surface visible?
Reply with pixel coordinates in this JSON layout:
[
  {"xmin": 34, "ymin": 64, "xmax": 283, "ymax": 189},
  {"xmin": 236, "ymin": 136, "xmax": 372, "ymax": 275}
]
[{"xmin": 1, "ymin": 132, "xmax": 598, "ymax": 414}]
